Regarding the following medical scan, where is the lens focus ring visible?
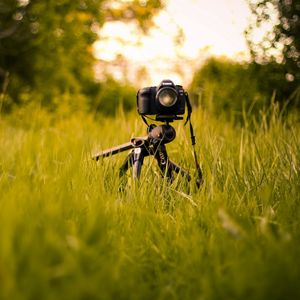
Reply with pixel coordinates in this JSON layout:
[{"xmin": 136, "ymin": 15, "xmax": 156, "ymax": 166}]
[{"xmin": 157, "ymin": 88, "xmax": 178, "ymax": 107}]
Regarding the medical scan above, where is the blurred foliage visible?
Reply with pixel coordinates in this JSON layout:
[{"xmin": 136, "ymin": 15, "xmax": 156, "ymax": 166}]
[
  {"xmin": 91, "ymin": 76, "xmax": 136, "ymax": 116},
  {"xmin": 190, "ymin": 57, "xmax": 299, "ymax": 120},
  {"xmin": 0, "ymin": 0, "xmax": 164, "ymax": 114},
  {"xmin": 105, "ymin": 0, "xmax": 164, "ymax": 32},
  {"xmin": 245, "ymin": 0, "xmax": 300, "ymax": 82},
  {"xmin": 191, "ymin": 0, "xmax": 300, "ymax": 121}
]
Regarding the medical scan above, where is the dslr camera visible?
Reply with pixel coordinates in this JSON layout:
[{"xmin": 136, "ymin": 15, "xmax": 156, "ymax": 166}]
[{"xmin": 137, "ymin": 79, "xmax": 187, "ymax": 121}]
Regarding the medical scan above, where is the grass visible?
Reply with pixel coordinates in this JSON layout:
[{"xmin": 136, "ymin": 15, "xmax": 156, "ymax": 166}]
[{"xmin": 0, "ymin": 104, "xmax": 299, "ymax": 300}]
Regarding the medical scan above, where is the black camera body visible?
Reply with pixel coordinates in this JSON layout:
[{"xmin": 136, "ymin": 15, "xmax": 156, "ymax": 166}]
[{"xmin": 137, "ymin": 80, "xmax": 187, "ymax": 120}]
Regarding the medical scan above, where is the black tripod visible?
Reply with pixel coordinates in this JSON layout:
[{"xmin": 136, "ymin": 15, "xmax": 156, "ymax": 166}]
[{"xmin": 93, "ymin": 123, "xmax": 191, "ymax": 183}]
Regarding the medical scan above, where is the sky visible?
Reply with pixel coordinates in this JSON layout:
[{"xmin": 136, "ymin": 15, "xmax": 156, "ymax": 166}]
[{"xmin": 94, "ymin": 0, "xmax": 252, "ymax": 86}]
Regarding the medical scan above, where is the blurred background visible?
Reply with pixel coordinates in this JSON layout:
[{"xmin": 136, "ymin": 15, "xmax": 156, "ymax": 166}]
[{"xmin": 0, "ymin": 0, "xmax": 299, "ymax": 119}]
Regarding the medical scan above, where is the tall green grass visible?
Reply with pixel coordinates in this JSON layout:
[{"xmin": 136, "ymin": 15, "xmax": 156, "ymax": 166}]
[{"xmin": 0, "ymin": 105, "xmax": 299, "ymax": 300}]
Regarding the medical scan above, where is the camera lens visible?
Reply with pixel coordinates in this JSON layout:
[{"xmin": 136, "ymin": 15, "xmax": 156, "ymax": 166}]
[{"xmin": 158, "ymin": 88, "xmax": 177, "ymax": 107}]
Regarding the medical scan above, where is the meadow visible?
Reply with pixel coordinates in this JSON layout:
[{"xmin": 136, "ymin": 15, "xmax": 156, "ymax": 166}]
[{"xmin": 0, "ymin": 104, "xmax": 299, "ymax": 300}]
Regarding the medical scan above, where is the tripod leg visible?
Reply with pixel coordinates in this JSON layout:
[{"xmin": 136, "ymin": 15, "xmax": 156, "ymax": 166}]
[
  {"xmin": 168, "ymin": 160, "xmax": 192, "ymax": 182},
  {"xmin": 118, "ymin": 151, "xmax": 135, "ymax": 191},
  {"xmin": 119, "ymin": 147, "xmax": 147, "ymax": 186},
  {"xmin": 153, "ymin": 145, "xmax": 192, "ymax": 182},
  {"xmin": 132, "ymin": 148, "xmax": 145, "ymax": 180},
  {"xmin": 153, "ymin": 144, "xmax": 173, "ymax": 180},
  {"xmin": 119, "ymin": 151, "xmax": 134, "ymax": 177}
]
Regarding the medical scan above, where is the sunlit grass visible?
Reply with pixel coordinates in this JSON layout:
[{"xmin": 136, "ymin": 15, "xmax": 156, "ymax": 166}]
[{"xmin": 0, "ymin": 105, "xmax": 299, "ymax": 300}]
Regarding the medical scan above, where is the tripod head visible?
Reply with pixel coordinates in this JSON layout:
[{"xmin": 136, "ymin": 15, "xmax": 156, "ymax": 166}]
[
  {"xmin": 92, "ymin": 123, "xmax": 176, "ymax": 161},
  {"xmin": 146, "ymin": 124, "xmax": 176, "ymax": 145}
]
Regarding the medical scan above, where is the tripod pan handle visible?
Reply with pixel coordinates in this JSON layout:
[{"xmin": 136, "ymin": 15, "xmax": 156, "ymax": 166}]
[{"xmin": 93, "ymin": 141, "xmax": 134, "ymax": 160}]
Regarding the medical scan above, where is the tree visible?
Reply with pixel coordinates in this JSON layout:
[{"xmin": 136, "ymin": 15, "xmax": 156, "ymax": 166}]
[
  {"xmin": 189, "ymin": 57, "xmax": 297, "ymax": 118},
  {"xmin": 246, "ymin": 0, "xmax": 300, "ymax": 82},
  {"xmin": 0, "ymin": 0, "xmax": 102, "ymax": 106},
  {"xmin": 0, "ymin": 0, "xmax": 164, "ymax": 110}
]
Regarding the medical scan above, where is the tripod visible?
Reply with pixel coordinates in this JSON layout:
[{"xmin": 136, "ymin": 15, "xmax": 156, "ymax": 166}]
[{"xmin": 93, "ymin": 123, "xmax": 191, "ymax": 183}]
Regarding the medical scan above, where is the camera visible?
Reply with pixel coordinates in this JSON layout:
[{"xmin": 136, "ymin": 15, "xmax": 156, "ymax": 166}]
[{"xmin": 137, "ymin": 79, "xmax": 187, "ymax": 121}]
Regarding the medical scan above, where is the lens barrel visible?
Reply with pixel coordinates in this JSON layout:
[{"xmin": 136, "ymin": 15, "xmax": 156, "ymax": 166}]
[{"xmin": 157, "ymin": 87, "xmax": 178, "ymax": 107}]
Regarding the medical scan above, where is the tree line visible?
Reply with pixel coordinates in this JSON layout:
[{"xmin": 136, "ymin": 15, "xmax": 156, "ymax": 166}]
[{"xmin": 0, "ymin": 0, "xmax": 299, "ymax": 116}]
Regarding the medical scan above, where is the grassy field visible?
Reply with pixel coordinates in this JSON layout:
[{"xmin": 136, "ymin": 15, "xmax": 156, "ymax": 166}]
[{"xmin": 0, "ymin": 105, "xmax": 299, "ymax": 300}]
